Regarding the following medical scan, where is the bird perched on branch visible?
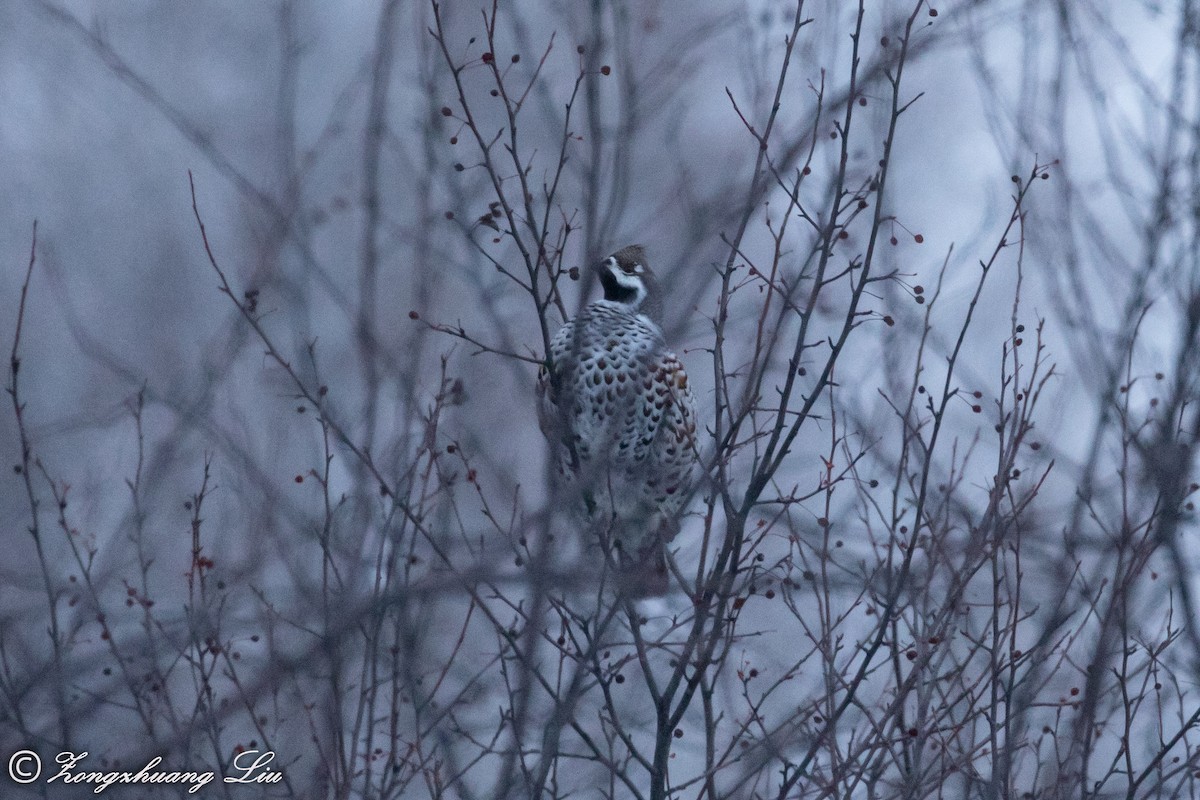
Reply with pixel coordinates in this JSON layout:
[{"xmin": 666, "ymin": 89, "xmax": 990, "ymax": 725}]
[{"xmin": 538, "ymin": 245, "xmax": 698, "ymax": 596}]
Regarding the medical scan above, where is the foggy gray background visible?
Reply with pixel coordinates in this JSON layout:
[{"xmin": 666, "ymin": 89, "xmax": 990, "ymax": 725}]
[{"xmin": 0, "ymin": 0, "xmax": 1195, "ymax": 797}]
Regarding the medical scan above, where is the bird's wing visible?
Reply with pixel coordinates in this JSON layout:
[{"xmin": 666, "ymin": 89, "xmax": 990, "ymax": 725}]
[{"xmin": 646, "ymin": 350, "xmax": 698, "ymax": 500}]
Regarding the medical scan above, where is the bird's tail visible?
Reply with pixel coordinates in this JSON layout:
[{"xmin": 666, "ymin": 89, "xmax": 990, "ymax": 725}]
[
  {"xmin": 616, "ymin": 542, "xmax": 667, "ymax": 598},
  {"xmin": 615, "ymin": 515, "xmax": 678, "ymax": 598}
]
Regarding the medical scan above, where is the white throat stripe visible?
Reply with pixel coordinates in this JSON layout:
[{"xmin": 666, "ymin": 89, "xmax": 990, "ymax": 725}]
[{"xmin": 612, "ymin": 271, "xmax": 646, "ymax": 305}]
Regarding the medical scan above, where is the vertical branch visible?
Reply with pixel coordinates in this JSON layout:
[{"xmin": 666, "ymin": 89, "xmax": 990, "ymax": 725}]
[
  {"xmin": 6, "ymin": 221, "xmax": 70, "ymax": 747},
  {"xmin": 359, "ymin": 0, "xmax": 403, "ymax": 450}
]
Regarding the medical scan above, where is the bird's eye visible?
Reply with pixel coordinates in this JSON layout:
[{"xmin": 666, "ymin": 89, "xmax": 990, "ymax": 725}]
[{"xmin": 620, "ymin": 262, "xmax": 639, "ymax": 275}]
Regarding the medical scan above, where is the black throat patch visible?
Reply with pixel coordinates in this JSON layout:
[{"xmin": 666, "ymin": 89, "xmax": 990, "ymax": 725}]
[{"xmin": 599, "ymin": 266, "xmax": 639, "ymax": 305}]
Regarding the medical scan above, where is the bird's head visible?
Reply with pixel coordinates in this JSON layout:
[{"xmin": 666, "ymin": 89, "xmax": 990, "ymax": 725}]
[{"xmin": 597, "ymin": 244, "xmax": 662, "ymax": 321}]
